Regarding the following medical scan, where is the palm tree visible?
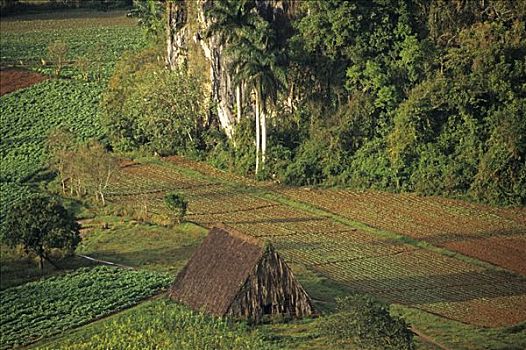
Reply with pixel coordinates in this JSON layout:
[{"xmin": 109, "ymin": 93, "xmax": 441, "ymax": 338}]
[
  {"xmin": 205, "ymin": 0, "xmax": 259, "ymax": 123},
  {"xmin": 229, "ymin": 21, "xmax": 287, "ymax": 174}
]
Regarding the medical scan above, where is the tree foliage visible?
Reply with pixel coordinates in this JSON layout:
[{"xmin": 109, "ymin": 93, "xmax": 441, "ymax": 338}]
[
  {"xmin": 3, "ymin": 195, "xmax": 81, "ymax": 270},
  {"xmin": 129, "ymin": 0, "xmax": 165, "ymax": 40},
  {"xmin": 319, "ymin": 294, "xmax": 414, "ymax": 350},
  {"xmin": 101, "ymin": 47, "xmax": 208, "ymax": 157},
  {"xmin": 128, "ymin": 0, "xmax": 525, "ymax": 205},
  {"xmin": 48, "ymin": 132, "xmax": 119, "ymax": 206},
  {"xmin": 164, "ymin": 192, "xmax": 188, "ymax": 224}
]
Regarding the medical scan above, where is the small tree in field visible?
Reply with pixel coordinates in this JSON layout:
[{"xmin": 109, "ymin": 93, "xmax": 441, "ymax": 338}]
[
  {"xmin": 47, "ymin": 128, "xmax": 76, "ymax": 194},
  {"xmin": 47, "ymin": 40, "xmax": 68, "ymax": 77},
  {"xmin": 77, "ymin": 141, "xmax": 119, "ymax": 206},
  {"xmin": 3, "ymin": 195, "xmax": 81, "ymax": 271},
  {"xmin": 164, "ymin": 192, "xmax": 188, "ymax": 225}
]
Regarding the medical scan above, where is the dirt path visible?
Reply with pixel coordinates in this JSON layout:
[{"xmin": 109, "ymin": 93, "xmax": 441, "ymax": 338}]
[
  {"xmin": 0, "ymin": 69, "xmax": 47, "ymax": 95},
  {"xmin": 77, "ymin": 254, "xmax": 135, "ymax": 270},
  {"xmin": 411, "ymin": 327, "xmax": 452, "ymax": 350}
]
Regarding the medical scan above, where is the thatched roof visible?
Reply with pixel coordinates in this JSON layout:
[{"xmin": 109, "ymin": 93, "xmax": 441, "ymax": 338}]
[
  {"xmin": 169, "ymin": 226, "xmax": 267, "ymax": 315},
  {"xmin": 169, "ymin": 225, "xmax": 314, "ymax": 320}
]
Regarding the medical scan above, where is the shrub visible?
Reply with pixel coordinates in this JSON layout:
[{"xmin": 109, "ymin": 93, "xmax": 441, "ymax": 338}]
[
  {"xmin": 164, "ymin": 192, "xmax": 188, "ymax": 224},
  {"xmin": 47, "ymin": 40, "xmax": 68, "ymax": 77},
  {"xmin": 319, "ymin": 294, "xmax": 414, "ymax": 350}
]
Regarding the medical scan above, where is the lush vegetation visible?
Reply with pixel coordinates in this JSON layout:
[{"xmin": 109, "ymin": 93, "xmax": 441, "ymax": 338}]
[
  {"xmin": 0, "ymin": 266, "xmax": 171, "ymax": 349},
  {"xmin": 35, "ymin": 299, "xmax": 275, "ymax": 350},
  {"xmin": 100, "ymin": 47, "xmax": 209, "ymax": 156},
  {"xmin": 1, "ymin": 4, "xmax": 524, "ymax": 350},
  {"xmin": 0, "ymin": 80, "xmax": 104, "ymax": 236},
  {"xmin": 319, "ymin": 294, "xmax": 414, "ymax": 349},
  {"xmin": 3, "ymin": 195, "xmax": 80, "ymax": 270},
  {"xmin": 108, "ymin": 0, "xmax": 525, "ymax": 206},
  {"xmin": 0, "ymin": 12, "xmax": 145, "ymax": 235},
  {"xmin": 164, "ymin": 192, "xmax": 188, "ymax": 224}
]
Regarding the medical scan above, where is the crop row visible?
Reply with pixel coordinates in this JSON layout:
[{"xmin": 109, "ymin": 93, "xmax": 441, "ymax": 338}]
[
  {"xmin": 109, "ymin": 160, "xmax": 526, "ymax": 326},
  {"xmin": 0, "ymin": 14, "xmax": 144, "ymax": 232},
  {"xmin": 0, "ymin": 266, "xmax": 171, "ymax": 349},
  {"xmin": 277, "ymin": 187, "xmax": 526, "ymax": 274},
  {"xmin": 0, "ymin": 21, "xmax": 145, "ymax": 80},
  {"xmin": 279, "ymin": 188, "xmax": 525, "ymax": 240},
  {"xmin": 0, "ymin": 80, "xmax": 106, "ymax": 230}
]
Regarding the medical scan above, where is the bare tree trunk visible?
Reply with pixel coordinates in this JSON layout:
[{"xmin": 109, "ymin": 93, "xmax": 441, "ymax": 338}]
[
  {"xmin": 261, "ymin": 106, "xmax": 267, "ymax": 169},
  {"xmin": 255, "ymin": 89, "xmax": 261, "ymax": 175},
  {"xmin": 166, "ymin": 2, "xmax": 176, "ymax": 70},
  {"xmin": 287, "ymin": 82, "xmax": 295, "ymax": 113},
  {"xmin": 236, "ymin": 84, "xmax": 242, "ymax": 123},
  {"xmin": 43, "ymin": 253, "xmax": 60, "ymax": 270},
  {"xmin": 100, "ymin": 191, "xmax": 106, "ymax": 206}
]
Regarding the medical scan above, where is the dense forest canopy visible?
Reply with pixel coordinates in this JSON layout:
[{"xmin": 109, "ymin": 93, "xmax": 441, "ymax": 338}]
[{"xmin": 102, "ymin": 0, "xmax": 526, "ymax": 206}]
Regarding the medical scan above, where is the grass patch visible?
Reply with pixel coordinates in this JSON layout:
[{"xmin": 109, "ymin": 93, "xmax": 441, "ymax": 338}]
[
  {"xmin": 77, "ymin": 217, "xmax": 207, "ymax": 274},
  {"xmin": 32, "ymin": 299, "xmax": 276, "ymax": 350}
]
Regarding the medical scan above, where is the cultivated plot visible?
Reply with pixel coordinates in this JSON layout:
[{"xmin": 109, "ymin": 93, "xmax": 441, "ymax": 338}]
[
  {"xmin": 278, "ymin": 188, "xmax": 526, "ymax": 275},
  {"xmin": 106, "ymin": 159, "xmax": 526, "ymax": 327}
]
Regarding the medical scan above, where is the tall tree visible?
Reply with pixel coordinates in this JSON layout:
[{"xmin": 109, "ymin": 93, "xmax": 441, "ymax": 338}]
[
  {"xmin": 205, "ymin": 0, "xmax": 259, "ymax": 123},
  {"xmin": 229, "ymin": 20, "xmax": 286, "ymax": 173}
]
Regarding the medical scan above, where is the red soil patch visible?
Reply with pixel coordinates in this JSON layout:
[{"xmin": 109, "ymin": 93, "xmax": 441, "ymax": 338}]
[
  {"xmin": 445, "ymin": 235, "xmax": 526, "ymax": 275},
  {"xmin": 0, "ymin": 69, "xmax": 47, "ymax": 96}
]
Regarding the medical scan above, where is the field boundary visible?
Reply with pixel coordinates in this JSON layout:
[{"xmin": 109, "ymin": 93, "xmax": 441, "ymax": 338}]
[{"xmin": 411, "ymin": 327, "xmax": 452, "ymax": 350}]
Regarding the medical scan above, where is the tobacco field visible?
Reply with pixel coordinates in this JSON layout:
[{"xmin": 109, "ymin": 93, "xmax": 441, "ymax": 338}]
[
  {"xmin": 106, "ymin": 157, "xmax": 526, "ymax": 328},
  {"xmin": 36, "ymin": 300, "xmax": 274, "ymax": 350},
  {"xmin": 0, "ymin": 266, "xmax": 171, "ymax": 349},
  {"xmin": 0, "ymin": 10, "xmax": 145, "ymax": 234}
]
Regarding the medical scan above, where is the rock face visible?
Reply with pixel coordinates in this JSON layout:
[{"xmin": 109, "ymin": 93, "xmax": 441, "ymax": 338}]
[
  {"xmin": 166, "ymin": 2, "xmax": 188, "ymax": 69},
  {"xmin": 166, "ymin": 0, "xmax": 297, "ymax": 139},
  {"xmin": 166, "ymin": 0, "xmax": 236, "ymax": 138}
]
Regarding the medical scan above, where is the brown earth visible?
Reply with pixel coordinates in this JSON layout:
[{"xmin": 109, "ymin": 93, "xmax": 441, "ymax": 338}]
[{"xmin": 0, "ymin": 69, "xmax": 47, "ymax": 96}]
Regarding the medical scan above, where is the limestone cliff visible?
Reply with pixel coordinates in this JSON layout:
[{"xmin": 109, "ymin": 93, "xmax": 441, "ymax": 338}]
[{"xmin": 166, "ymin": 0, "xmax": 297, "ymax": 139}]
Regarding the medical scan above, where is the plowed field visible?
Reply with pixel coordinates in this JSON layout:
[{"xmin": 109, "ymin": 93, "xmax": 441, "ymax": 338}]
[
  {"xmin": 106, "ymin": 157, "xmax": 526, "ymax": 327},
  {"xmin": 276, "ymin": 188, "xmax": 526, "ymax": 275}
]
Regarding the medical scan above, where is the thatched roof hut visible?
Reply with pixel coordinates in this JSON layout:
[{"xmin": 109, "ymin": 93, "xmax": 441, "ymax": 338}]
[{"xmin": 169, "ymin": 225, "xmax": 314, "ymax": 322}]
